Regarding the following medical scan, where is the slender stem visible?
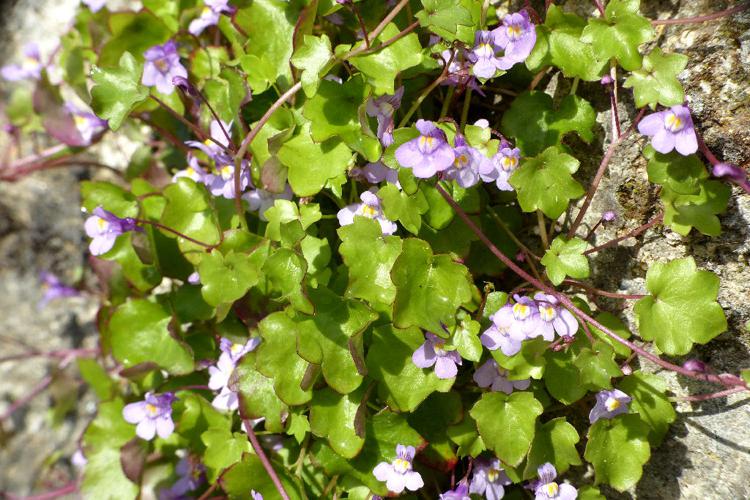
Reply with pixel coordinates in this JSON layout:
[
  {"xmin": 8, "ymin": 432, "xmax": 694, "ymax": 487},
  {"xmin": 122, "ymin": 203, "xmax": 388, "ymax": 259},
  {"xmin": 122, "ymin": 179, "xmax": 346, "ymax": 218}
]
[
  {"xmin": 672, "ymin": 386, "xmax": 746, "ymax": 402},
  {"xmin": 563, "ymin": 279, "xmax": 646, "ymax": 300},
  {"xmin": 0, "ymin": 348, "xmax": 98, "ymax": 364},
  {"xmin": 584, "ymin": 212, "xmax": 663, "ymax": 255},
  {"xmin": 136, "ymin": 219, "xmax": 216, "ymax": 249},
  {"xmin": 537, "ymin": 210, "xmax": 549, "ymax": 248},
  {"xmin": 367, "ymin": 0, "xmax": 409, "ymax": 43},
  {"xmin": 321, "ymin": 476, "xmax": 339, "ymax": 498},
  {"xmin": 294, "ymin": 433, "xmax": 311, "ymax": 477},
  {"xmin": 579, "ymin": 317, "xmax": 596, "ymax": 344},
  {"xmin": 2, "ymin": 143, "xmax": 67, "ymax": 171},
  {"xmin": 150, "ymin": 95, "xmax": 225, "ymax": 152},
  {"xmin": 529, "ymin": 67, "xmax": 550, "ymax": 90},
  {"xmin": 196, "ymin": 481, "xmax": 219, "ymax": 500},
  {"xmin": 435, "ymin": 184, "xmax": 748, "ymax": 389},
  {"xmin": 398, "ymin": 73, "xmax": 447, "ymax": 127},
  {"xmin": 484, "ymin": 205, "xmax": 541, "ymax": 261},
  {"xmin": 652, "ymin": 3, "xmax": 750, "ymax": 25},
  {"xmin": 5, "ymin": 481, "xmax": 78, "ymax": 500},
  {"xmin": 696, "ymin": 131, "xmax": 720, "ymax": 166},
  {"xmin": 440, "ymin": 85, "xmax": 455, "ymax": 119},
  {"xmin": 1, "ymin": 375, "xmax": 53, "ymax": 421},
  {"xmin": 459, "ymin": 88, "xmax": 473, "ymax": 131},
  {"xmin": 610, "ymin": 64, "xmax": 621, "ymax": 139},
  {"xmin": 243, "ymin": 419, "xmax": 291, "ymax": 500},
  {"xmin": 349, "ymin": 2, "xmax": 371, "ymax": 48},
  {"xmin": 481, "ymin": 0, "xmax": 491, "ymax": 26},
  {"xmin": 348, "ymin": 21, "xmax": 420, "ymax": 58},
  {"xmin": 567, "ymin": 108, "xmax": 645, "ymax": 238},
  {"xmin": 592, "ymin": 0, "xmax": 605, "ymax": 16},
  {"xmin": 195, "ymin": 87, "xmax": 235, "ymax": 151}
]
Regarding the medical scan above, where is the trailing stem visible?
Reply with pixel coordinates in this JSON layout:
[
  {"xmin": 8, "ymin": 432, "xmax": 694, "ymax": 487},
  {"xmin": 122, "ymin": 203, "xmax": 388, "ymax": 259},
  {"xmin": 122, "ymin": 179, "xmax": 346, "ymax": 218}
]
[
  {"xmin": 652, "ymin": 3, "xmax": 750, "ymax": 26},
  {"xmin": 242, "ymin": 419, "xmax": 291, "ymax": 500}
]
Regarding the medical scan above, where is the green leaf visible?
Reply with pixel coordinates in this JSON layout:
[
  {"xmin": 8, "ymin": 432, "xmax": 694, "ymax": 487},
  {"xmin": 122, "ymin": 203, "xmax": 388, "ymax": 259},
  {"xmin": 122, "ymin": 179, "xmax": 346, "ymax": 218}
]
[
  {"xmin": 221, "ymin": 453, "xmax": 303, "ymax": 500},
  {"xmin": 256, "ymin": 312, "xmax": 313, "ymax": 405},
  {"xmin": 470, "ymin": 392, "xmax": 543, "ymax": 466},
  {"xmin": 176, "ymin": 393, "xmax": 230, "ymax": 449},
  {"xmin": 579, "ymin": 486, "xmax": 607, "ymax": 500},
  {"xmin": 291, "ymin": 34, "xmax": 333, "ymax": 97},
  {"xmin": 492, "ymin": 337, "xmax": 548, "ymax": 380},
  {"xmin": 541, "ymin": 236, "xmax": 590, "ymax": 285},
  {"xmin": 510, "ymin": 146, "xmax": 585, "ymax": 219},
  {"xmin": 160, "ymin": 179, "xmax": 221, "ymax": 262},
  {"xmin": 581, "ymin": 0, "xmax": 653, "ymax": 71},
  {"xmin": 415, "ymin": 0, "xmax": 474, "ymax": 41},
  {"xmin": 624, "ymin": 47, "xmax": 688, "ymax": 108},
  {"xmin": 81, "ymin": 400, "xmax": 138, "ymax": 500},
  {"xmin": 90, "ymin": 52, "xmax": 149, "ymax": 131},
  {"xmin": 407, "ymin": 392, "xmax": 463, "ymax": 471},
  {"xmin": 80, "ymin": 181, "xmax": 139, "ymax": 217},
  {"xmin": 295, "ymin": 287, "xmax": 376, "ymax": 394},
  {"xmin": 99, "ymin": 11, "xmax": 173, "ymax": 67},
  {"xmin": 77, "ymin": 358, "xmax": 117, "ymax": 400},
  {"xmin": 645, "ymin": 147, "xmax": 707, "ymax": 195},
  {"xmin": 634, "ymin": 257, "xmax": 727, "ymax": 355},
  {"xmin": 201, "ymin": 427, "xmax": 252, "ymax": 482},
  {"xmin": 310, "ymin": 387, "xmax": 366, "ymax": 458},
  {"xmin": 446, "ymin": 415, "xmax": 485, "ymax": 457},
  {"xmin": 198, "ymin": 250, "xmax": 261, "ymax": 307},
  {"xmin": 544, "ymin": 346, "xmax": 586, "ymax": 404},
  {"xmin": 235, "ymin": 354, "xmax": 289, "ymax": 433},
  {"xmin": 109, "ymin": 299, "xmax": 194, "ymax": 374},
  {"xmin": 262, "ymin": 248, "xmax": 314, "ymax": 314},
  {"xmin": 619, "ymin": 372, "xmax": 676, "ymax": 446},
  {"xmin": 338, "ymin": 217, "xmax": 403, "ymax": 306},
  {"xmin": 349, "ymin": 23, "xmax": 424, "ymax": 95},
  {"xmin": 366, "ymin": 325, "xmax": 455, "ymax": 411},
  {"xmin": 391, "ymin": 238, "xmax": 475, "ymax": 333},
  {"xmin": 378, "ymin": 183, "xmax": 429, "ymax": 235},
  {"xmin": 202, "ymin": 69, "xmax": 246, "ymax": 123},
  {"xmin": 452, "ymin": 317, "xmax": 482, "ymax": 362},
  {"xmin": 661, "ymin": 180, "xmax": 730, "ymax": 236},
  {"xmin": 286, "ymin": 411, "xmax": 310, "ymax": 444},
  {"xmin": 277, "ymin": 123, "xmax": 353, "ymax": 197},
  {"xmin": 575, "ymin": 341, "xmax": 623, "ymax": 390},
  {"xmin": 523, "ymin": 417, "xmax": 582, "ymax": 479},
  {"xmin": 589, "ymin": 312, "xmax": 633, "ymax": 357},
  {"xmin": 584, "ymin": 414, "xmax": 651, "ymax": 492},
  {"xmin": 501, "ymin": 92, "xmax": 596, "ymax": 156}
]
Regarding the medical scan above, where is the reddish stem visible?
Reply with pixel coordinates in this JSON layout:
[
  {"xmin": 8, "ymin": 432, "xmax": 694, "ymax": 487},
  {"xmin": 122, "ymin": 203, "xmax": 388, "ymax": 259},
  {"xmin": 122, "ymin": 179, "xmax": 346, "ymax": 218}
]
[
  {"xmin": 0, "ymin": 348, "xmax": 98, "ymax": 364},
  {"xmin": 584, "ymin": 212, "xmax": 664, "ymax": 255},
  {"xmin": 563, "ymin": 279, "xmax": 646, "ymax": 300},
  {"xmin": 652, "ymin": 3, "xmax": 750, "ymax": 25},
  {"xmin": 1, "ymin": 375, "xmax": 53, "ymax": 421},
  {"xmin": 136, "ymin": 219, "xmax": 217, "ymax": 249},
  {"xmin": 673, "ymin": 386, "xmax": 747, "ymax": 402},
  {"xmin": 5, "ymin": 481, "xmax": 78, "ymax": 500},
  {"xmin": 242, "ymin": 419, "xmax": 291, "ymax": 500}
]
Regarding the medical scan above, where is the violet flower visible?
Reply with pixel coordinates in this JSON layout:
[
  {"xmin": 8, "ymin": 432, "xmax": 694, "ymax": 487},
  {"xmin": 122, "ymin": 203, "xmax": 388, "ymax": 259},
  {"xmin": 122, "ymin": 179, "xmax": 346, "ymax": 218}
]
[
  {"xmin": 349, "ymin": 162, "xmax": 400, "ymax": 186},
  {"xmin": 189, "ymin": 0, "xmax": 234, "ymax": 36},
  {"xmin": 480, "ymin": 321, "xmax": 524, "ymax": 357},
  {"xmin": 251, "ymin": 491, "xmax": 263, "ymax": 500},
  {"xmin": 533, "ymin": 463, "xmax": 577, "ymax": 500},
  {"xmin": 589, "ymin": 389, "xmax": 631, "ymax": 423},
  {"xmin": 533, "ymin": 293, "xmax": 579, "ymax": 341},
  {"xmin": 444, "ymin": 135, "xmax": 492, "ymax": 188},
  {"xmin": 366, "ymin": 87, "xmax": 404, "ymax": 147},
  {"xmin": 84, "ymin": 206, "xmax": 139, "ymax": 256},
  {"xmin": 395, "ymin": 120, "xmax": 455, "ymax": 178},
  {"xmin": 486, "ymin": 145, "xmax": 521, "ymax": 191},
  {"xmin": 185, "ymin": 119, "xmax": 232, "ymax": 159},
  {"xmin": 205, "ymin": 159, "xmax": 251, "ymax": 199},
  {"xmin": 158, "ymin": 454, "xmax": 205, "ymax": 500},
  {"xmin": 682, "ymin": 359, "xmax": 708, "ymax": 373},
  {"xmin": 187, "ymin": 272, "xmax": 201, "ymax": 285},
  {"xmin": 412, "ymin": 332, "xmax": 462, "ymax": 379},
  {"xmin": 337, "ymin": 190, "xmax": 397, "ymax": 235},
  {"xmin": 219, "ymin": 337, "xmax": 262, "ymax": 365},
  {"xmin": 243, "ymin": 184, "xmax": 294, "ymax": 221},
  {"xmin": 66, "ymin": 103, "xmax": 108, "ymax": 145},
  {"xmin": 208, "ymin": 337, "xmax": 261, "ymax": 412},
  {"xmin": 439, "ymin": 481, "xmax": 471, "ymax": 500},
  {"xmin": 472, "ymin": 30, "xmax": 503, "ymax": 79},
  {"xmin": 602, "ymin": 210, "xmax": 617, "ymax": 222},
  {"xmin": 142, "ymin": 41, "xmax": 188, "ymax": 95},
  {"xmin": 372, "ymin": 445, "xmax": 424, "ymax": 494},
  {"xmin": 491, "ymin": 295, "xmax": 542, "ymax": 341},
  {"xmin": 39, "ymin": 271, "xmax": 79, "ymax": 308},
  {"xmin": 637, "ymin": 105, "xmax": 698, "ymax": 156},
  {"xmin": 492, "ymin": 10, "xmax": 537, "ymax": 70},
  {"xmin": 470, "ymin": 458, "xmax": 512, "ymax": 500},
  {"xmin": 473, "ymin": 359, "xmax": 530, "ymax": 394},
  {"xmin": 1, "ymin": 43, "xmax": 42, "ymax": 81},
  {"xmin": 82, "ymin": 0, "xmax": 106, "ymax": 12},
  {"xmin": 713, "ymin": 163, "xmax": 750, "ymax": 194},
  {"xmin": 438, "ymin": 48, "xmax": 481, "ymax": 92},
  {"xmin": 173, "ymin": 155, "xmax": 210, "ymax": 184},
  {"xmin": 123, "ymin": 392, "xmax": 177, "ymax": 441}
]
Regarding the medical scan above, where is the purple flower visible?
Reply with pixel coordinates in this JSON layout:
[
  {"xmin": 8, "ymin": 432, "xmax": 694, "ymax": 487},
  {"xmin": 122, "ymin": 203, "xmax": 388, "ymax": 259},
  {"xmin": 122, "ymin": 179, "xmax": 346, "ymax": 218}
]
[
  {"xmin": 444, "ymin": 135, "xmax": 492, "ymax": 188},
  {"xmin": 479, "ymin": 140, "xmax": 520, "ymax": 191},
  {"xmin": 173, "ymin": 155, "xmax": 210, "ymax": 184},
  {"xmin": 533, "ymin": 293, "xmax": 579, "ymax": 341},
  {"xmin": 1, "ymin": 43, "xmax": 42, "ymax": 81},
  {"xmin": 440, "ymin": 481, "xmax": 471, "ymax": 500},
  {"xmin": 243, "ymin": 184, "xmax": 294, "ymax": 221},
  {"xmin": 589, "ymin": 389, "xmax": 631, "ymax": 423},
  {"xmin": 366, "ymin": 87, "xmax": 404, "ymax": 146},
  {"xmin": 251, "ymin": 491, "xmax": 263, "ymax": 500},
  {"xmin": 682, "ymin": 359, "xmax": 708, "ymax": 373},
  {"xmin": 205, "ymin": 159, "xmax": 251, "ymax": 199},
  {"xmin": 84, "ymin": 206, "xmax": 139, "ymax": 256},
  {"xmin": 637, "ymin": 105, "xmax": 698, "ymax": 156},
  {"xmin": 473, "ymin": 359, "xmax": 530, "ymax": 394},
  {"xmin": 492, "ymin": 10, "xmax": 537, "ymax": 70},
  {"xmin": 82, "ymin": 0, "xmax": 106, "ymax": 12},
  {"xmin": 438, "ymin": 49, "xmax": 481, "ymax": 91},
  {"xmin": 480, "ymin": 321, "xmax": 524, "ymax": 357},
  {"xmin": 412, "ymin": 332, "xmax": 462, "ymax": 379},
  {"xmin": 189, "ymin": 0, "xmax": 234, "ymax": 36},
  {"xmin": 123, "ymin": 392, "xmax": 177, "ymax": 440},
  {"xmin": 187, "ymin": 271, "xmax": 201, "ymax": 285},
  {"xmin": 713, "ymin": 163, "xmax": 750, "ymax": 194},
  {"xmin": 533, "ymin": 463, "xmax": 577, "ymax": 500},
  {"xmin": 66, "ymin": 103, "xmax": 108, "ymax": 145},
  {"xmin": 39, "ymin": 271, "xmax": 79, "ymax": 308},
  {"xmin": 372, "ymin": 445, "xmax": 424, "ymax": 494},
  {"xmin": 185, "ymin": 120, "xmax": 233, "ymax": 159},
  {"xmin": 395, "ymin": 120, "xmax": 455, "ymax": 178},
  {"xmin": 337, "ymin": 190, "xmax": 397, "ymax": 235},
  {"xmin": 219, "ymin": 337, "xmax": 262, "ymax": 365},
  {"xmin": 71, "ymin": 449, "xmax": 87, "ymax": 472},
  {"xmin": 159, "ymin": 454, "xmax": 205, "ymax": 500},
  {"xmin": 472, "ymin": 30, "xmax": 503, "ymax": 79},
  {"xmin": 491, "ymin": 295, "xmax": 542, "ymax": 341},
  {"xmin": 602, "ymin": 210, "xmax": 617, "ymax": 222},
  {"xmin": 470, "ymin": 458, "xmax": 511, "ymax": 500},
  {"xmin": 350, "ymin": 162, "xmax": 400, "ymax": 187},
  {"xmin": 208, "ymin": 337, "xmax": 261, "ymax": 412},
  {"xmin": 142, "ymin": 41, "xmax": 188, "ymax": 95}
]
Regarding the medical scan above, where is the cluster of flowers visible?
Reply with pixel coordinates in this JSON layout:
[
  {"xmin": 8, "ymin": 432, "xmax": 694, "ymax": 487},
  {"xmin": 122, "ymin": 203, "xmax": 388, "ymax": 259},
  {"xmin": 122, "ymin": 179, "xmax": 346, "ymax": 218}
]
[{"xmin": 207, "ymin": 336, "xmax": 261, "ymax": 411}]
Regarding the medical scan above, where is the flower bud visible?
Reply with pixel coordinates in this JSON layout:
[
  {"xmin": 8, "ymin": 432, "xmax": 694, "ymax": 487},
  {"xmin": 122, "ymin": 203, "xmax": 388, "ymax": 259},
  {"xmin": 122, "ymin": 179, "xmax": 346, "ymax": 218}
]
[
  {"xmin": 172, "ymin": 76, "xmax": 199, "ymax": 97},
  {"xmin": 602, "ymin": 210, "xmax": 617, "ymax": 222},
  {"xmin": 682, "ymin": 359, "xmax": 708, "ymax": 373},
  {"xmin": 600, "ymin": 75, "xmax": 614, "ymax": 85},
  {"xmin": 712, "ymin": 163, "xmax": 747, "ymax": 184}
]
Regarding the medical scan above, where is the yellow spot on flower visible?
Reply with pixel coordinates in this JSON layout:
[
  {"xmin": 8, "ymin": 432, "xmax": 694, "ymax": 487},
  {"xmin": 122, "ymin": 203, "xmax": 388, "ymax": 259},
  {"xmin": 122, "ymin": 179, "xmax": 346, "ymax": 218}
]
[
  {"xmin": 513, "ymin": 302, "xmax": 530, "ymax": 319},
  {"xmin": 664, "ymin": 112, "xmax": 684, "ymax": 133},
  {"xmin": 96, "ymin": 217, "xmax": 108, "ymax": 231},
  {"xmin": 358, "ymin": 204, "xmax": 378, "ymax": 218},
  {"xmin": 500, "ymin": 155, "xmax": 518, "ymax": 171},
  {"xmin": 154, "ymin": 58, "xmax": 170, "ymax": 73},
  {"xmin": 230, "ymin": 343, "xmax": 244, "ymax": 354},
  {"xmin": 220, "ymin": 166, "xmax": 233, "ymax": 180},
  {"xmin": 543, "ymin": 482, "xmax": 560, "ymax": 497},
  {"xmin": 507, "ymin": 24, "xmax": 522, "ymax": 39},
  {"xmin": 418, "ymin": 135, "xmax": 435, "ymax": 151},
  {"xmin": 487, "ymin": 468, "xmax": 500, "ymax": 482},
  {"xmin": 454, "ymin": 154, "xmax": 470, "ymax": 168},
  {"xmin": 605, "ymin": 397, "xmax": 621, "ymax": 412},
  {"xmin": 73, "ymin": 115, "xmax": 87, "ymax": 129},
  {"xmin": 393, "ymin": 458, "xmax": 411, "ymax": 474},
  {"xmin": 539, "ymin": 304, "xmax": 556, "ymax": 322},
  {"xmin": 146, "ymin": 403, "xmax": 158, "ymax": 416}
]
